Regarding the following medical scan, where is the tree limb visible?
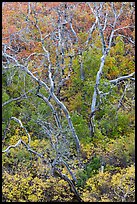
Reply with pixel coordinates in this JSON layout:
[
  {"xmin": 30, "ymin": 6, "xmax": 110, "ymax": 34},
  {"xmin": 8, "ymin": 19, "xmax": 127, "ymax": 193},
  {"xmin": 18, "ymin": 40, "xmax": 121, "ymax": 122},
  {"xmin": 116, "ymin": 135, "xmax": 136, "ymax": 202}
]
[
  {"xmin": 53, "ymin": 168, "xmax": 83, "ymax": 202},
  {"xmin": 109, "ymin": 72, "xmax": 135, "ymax": 84},
  {"xmin": 2, "ymin": 89, "xmax": 33, "ymax": 107}
]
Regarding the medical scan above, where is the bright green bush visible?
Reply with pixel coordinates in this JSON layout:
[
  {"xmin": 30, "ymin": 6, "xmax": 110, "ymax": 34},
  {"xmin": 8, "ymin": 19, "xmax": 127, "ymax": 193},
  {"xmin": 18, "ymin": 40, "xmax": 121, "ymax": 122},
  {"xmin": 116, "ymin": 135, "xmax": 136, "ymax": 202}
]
[
  {"xmin": 71, "ymin": 112, "xmax": 90, "ymax": 142},
  {"xmin": 77, "ymin": 156, "xmax": 101, "ymax": 187}
]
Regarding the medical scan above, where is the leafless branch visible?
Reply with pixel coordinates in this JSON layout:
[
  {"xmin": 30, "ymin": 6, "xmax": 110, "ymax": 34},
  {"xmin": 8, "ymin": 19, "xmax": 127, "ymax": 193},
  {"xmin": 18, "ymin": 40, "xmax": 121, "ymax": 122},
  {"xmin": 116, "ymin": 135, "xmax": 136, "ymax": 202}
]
[
  {"xmin": 109, "ymin": 72, "xmax": 135, "ymax": 84},
  {"xmin": 3, "ymin": 36, "xmax": 81, "ymax": 156},
  {"xmin": 114, "ymin": 25, "xmax": 135, "ymax": 32},
  {"xmin": 117, "ymin": 82, "xmax": 129, "ymax": 111},
  {"xmin": 53, "ymin": 167, "xmax": 83, "ymax": 202},
  {"xmin": 36, "ymin": 90, "xmax": 62, "ymax": 129},
  {"xmin": 2, "ymin": 138, "xmax": 48, "ymax": 164},
  {"xmin": 2, "ymin": 89, "xmax": 33, "ymax": 107}
]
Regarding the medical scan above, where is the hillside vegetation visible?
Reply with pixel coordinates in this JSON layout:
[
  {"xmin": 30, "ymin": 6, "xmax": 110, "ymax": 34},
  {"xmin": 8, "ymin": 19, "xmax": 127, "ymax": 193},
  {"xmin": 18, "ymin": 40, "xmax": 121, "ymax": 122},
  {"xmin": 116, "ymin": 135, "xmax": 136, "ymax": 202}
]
[{"xmin": 2, "ymin": 2, "xmax": 135, "ymax": 202}]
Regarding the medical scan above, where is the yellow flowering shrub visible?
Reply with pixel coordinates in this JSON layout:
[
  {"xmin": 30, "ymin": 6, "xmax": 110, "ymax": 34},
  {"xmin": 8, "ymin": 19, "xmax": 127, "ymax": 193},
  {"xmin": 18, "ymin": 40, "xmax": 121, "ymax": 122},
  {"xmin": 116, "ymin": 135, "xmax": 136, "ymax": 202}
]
[
  {"xmin": 81, "ymin": 143, "xmax": 94, "ymax": 161},
  {"xmin": 2, "ymin": 166, "xmax": 74, "ymax": 202},
  {"xmin": 2, "ymin": 134, "xmax": 74, "ymax": 202},
  {"xmin": 111, "ymin": 165, "xmax": 135, "ymax": 202},
  {"xmin": 82, "ymin": 165, "xmax": 135, "ymax": 202}
]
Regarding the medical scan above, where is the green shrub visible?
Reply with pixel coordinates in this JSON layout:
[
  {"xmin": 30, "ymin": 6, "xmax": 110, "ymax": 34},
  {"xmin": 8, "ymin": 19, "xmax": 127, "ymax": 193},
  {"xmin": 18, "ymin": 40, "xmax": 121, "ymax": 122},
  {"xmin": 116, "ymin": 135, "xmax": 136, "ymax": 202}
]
[
  {"xmin": 71, "ymin": 112, "xmax": 90, "ymax": 142},
  {"xmin": 77, "ymin": 156, "xmax": 101, "ymax": 187}
]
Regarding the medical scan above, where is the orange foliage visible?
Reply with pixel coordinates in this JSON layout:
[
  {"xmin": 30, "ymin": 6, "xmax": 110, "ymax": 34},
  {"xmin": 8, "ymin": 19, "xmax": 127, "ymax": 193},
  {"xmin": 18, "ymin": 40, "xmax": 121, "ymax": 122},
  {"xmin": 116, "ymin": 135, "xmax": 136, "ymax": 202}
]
[{"xmin": 2, "ymin": 2, "xmax": 134, "ymax": 71}]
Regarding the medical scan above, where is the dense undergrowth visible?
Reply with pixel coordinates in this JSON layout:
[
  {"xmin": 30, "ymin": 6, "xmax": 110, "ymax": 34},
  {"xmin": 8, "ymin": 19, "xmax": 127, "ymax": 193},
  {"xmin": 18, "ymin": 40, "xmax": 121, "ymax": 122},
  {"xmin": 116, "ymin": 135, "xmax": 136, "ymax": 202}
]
[{"xmin": 2, "ymin": 2, "xmax": 135, "ymax": 202}]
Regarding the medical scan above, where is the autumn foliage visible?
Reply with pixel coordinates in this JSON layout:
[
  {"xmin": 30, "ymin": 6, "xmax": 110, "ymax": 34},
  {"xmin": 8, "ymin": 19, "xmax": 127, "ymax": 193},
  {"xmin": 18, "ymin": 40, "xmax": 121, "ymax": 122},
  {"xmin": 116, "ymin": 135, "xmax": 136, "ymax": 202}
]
[{"xmin": 2, "ymin": 2, "xmax": 135, "ymax": 202}]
